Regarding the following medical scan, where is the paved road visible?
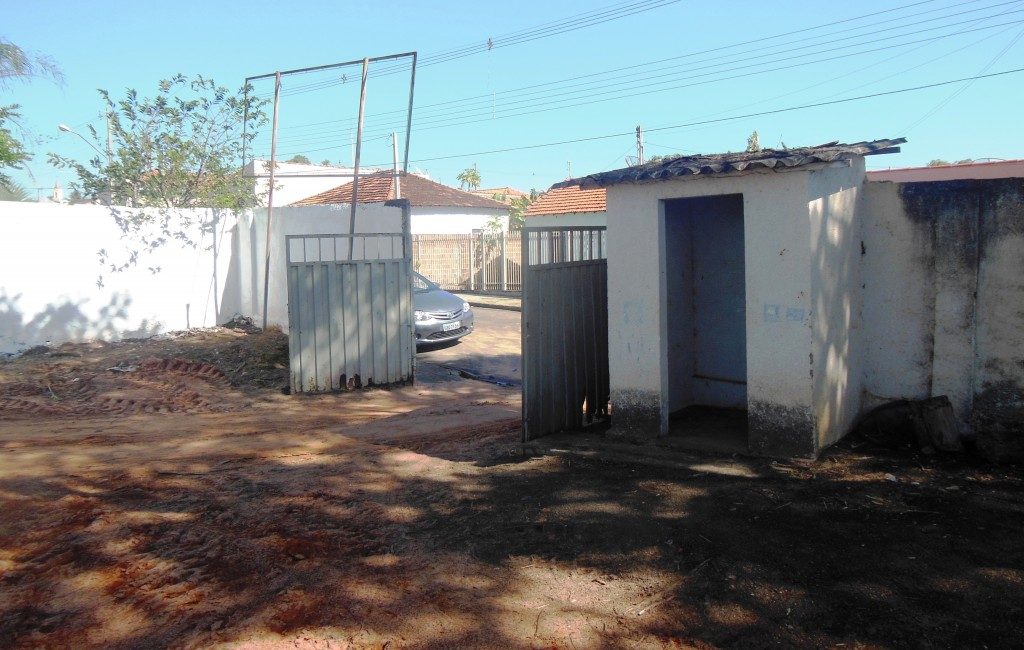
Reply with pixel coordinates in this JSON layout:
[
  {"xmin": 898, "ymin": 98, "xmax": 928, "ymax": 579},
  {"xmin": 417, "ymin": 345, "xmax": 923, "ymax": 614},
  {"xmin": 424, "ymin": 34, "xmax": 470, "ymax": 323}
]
[{"xmin": 416, "ymin": 307, "xmax": 521, "ymax": 387}]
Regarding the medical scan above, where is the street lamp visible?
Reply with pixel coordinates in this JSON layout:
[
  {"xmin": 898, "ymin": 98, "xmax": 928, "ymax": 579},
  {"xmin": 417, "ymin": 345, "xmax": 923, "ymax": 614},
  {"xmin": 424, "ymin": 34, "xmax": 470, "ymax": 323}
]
[
  {"xmin": 57, "ymin": 123, "xmax": 107, "ymax": 160},
  {"xmin": 58, "ymin": 123, "xmax": 113, "ymax": 204}
]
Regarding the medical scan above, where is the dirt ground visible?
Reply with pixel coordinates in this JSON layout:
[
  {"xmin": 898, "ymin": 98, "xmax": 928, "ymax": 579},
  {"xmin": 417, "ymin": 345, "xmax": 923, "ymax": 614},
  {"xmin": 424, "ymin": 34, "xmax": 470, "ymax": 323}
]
[{"xmin": 1, "ymin": 328, "xmax": 1022, "ymax": 649}]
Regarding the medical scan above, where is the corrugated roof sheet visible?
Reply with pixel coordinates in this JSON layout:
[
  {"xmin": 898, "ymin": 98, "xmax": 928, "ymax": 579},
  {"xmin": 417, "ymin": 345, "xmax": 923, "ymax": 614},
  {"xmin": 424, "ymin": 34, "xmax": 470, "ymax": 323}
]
[
  {"xmin": 524, "ymin": 185, "xmax": 607, "ymax": 216},
  {"xmin": 554, "ymin": 138, "xmax": 906, "ymax": 189},
  {"xmin": 291, "ymin": 171, "xmax": 507, "ymax": 209}
]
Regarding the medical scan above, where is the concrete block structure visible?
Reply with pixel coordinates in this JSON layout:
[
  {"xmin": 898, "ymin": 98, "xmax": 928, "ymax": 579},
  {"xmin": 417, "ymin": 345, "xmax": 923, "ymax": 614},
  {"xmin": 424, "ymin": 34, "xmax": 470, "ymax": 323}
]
[{"xmin": 536, "ymin": 139, "xmax": 1021, "ymax": 460}]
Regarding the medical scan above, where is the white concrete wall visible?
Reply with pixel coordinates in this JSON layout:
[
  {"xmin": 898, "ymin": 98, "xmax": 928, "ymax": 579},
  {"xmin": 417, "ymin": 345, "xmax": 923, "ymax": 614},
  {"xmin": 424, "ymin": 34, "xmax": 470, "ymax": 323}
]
[
  {"xmin": 226, "ymin": 204, "xmax": 404, "ymax": 331},
  {"xmin": 411, "ymin": 206, "xmax": 508, "ymax": 234},
  {"xmin": 0, "ymin": 201, "xmax": 404, "ymax": 355},
  {"xmin": 247, "ymin": 160, "xmax": 383, "ymax": 207},
  {"xmin": 522, "ymin": 211, "xmax": 606, "ymax": 228},
  {"xmin": 807, "ymin": 159, "xmax": 865, "ymax": 450},
  {"xmin": 0, "ymin": 202, "xmax": 236, "ymax": 355}
]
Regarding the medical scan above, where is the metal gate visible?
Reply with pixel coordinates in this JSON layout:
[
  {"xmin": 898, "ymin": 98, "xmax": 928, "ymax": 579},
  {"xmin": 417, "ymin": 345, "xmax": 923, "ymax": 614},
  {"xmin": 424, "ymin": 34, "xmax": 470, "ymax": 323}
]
[
  {"xmin": 521, "ymin": 226, "xmax": 609, "ymax": 440},
  {"xmin": 286, "ymin": 232, "xmax": 414, "ymax": 393}
]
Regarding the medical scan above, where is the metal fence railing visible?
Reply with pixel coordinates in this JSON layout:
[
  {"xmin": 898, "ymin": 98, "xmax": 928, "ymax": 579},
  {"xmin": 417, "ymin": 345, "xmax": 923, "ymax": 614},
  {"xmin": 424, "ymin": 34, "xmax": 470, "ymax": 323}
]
[{"xmin": 412, "ymin": 230, "xmax": 523, "ymax": 293}]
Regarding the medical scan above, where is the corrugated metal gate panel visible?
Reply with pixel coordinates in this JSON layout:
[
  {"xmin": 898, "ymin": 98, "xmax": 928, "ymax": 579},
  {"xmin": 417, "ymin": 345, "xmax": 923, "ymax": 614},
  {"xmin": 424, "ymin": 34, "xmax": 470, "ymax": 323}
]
[
  {"xmin": 522, "ymin": 227, "xmax": 609, "ymax": 441},
  {"xmin": 286, "ymin": 232, "xmax": 413, "ymax": 394}
]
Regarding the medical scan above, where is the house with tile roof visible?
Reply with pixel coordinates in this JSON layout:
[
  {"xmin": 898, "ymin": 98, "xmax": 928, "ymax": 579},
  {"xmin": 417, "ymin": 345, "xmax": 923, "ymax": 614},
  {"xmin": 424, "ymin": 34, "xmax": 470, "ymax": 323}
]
[
  {"xmin": 523, "ymin": 184, "xmax": 606, "ymax": 227},
  {"xmin": 290, "ymin": 171, "xmax": 509, "ymax": 234},
  {"xmin": 469, "ymin": 186, "xmax": 530, "ymax": 204}
]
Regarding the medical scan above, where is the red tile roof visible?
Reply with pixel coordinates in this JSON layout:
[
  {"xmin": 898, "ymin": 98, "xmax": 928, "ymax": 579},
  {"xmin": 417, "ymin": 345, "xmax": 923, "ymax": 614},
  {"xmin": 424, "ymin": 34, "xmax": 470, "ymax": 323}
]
[
  {"xmin": 290, "ymin": 171, "xmax": 507, "ymax": 209},
  {"xmin": 469, "ymin": 186, "xmax": 529, "ymax": 204},
  {"xmin": 524, "ymin": 185, "xmax": 606, "ymax": 216}
]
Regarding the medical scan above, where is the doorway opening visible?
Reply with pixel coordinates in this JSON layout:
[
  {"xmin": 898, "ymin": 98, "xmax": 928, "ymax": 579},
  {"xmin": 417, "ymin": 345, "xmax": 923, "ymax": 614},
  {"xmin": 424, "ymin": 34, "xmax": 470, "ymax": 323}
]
[{"xmin": 662, "ymin": 194, "xmax": 747, "ymax": 453}]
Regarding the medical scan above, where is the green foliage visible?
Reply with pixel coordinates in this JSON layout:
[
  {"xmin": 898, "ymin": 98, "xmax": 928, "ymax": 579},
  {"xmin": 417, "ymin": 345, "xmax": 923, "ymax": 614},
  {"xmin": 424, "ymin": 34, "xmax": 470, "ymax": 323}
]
[
  {"xmin": 48, "ymin": 75, "xmax": 268, "ymax": 280},
  {"xmin": 0, "ymin": 38, "xmax": 63, "ymax": 89},
  {"xmin": 0, "ymin": 104, "xmax": 28, "ymax": 187},
  {"xmin": 745, "ymin": 130, "xmax": 761, "ymax": 153},
  {"xmin": 491, "ymin": 192, "xmax": 533, "ymax": 230},
  {"xmin": 287, "ymin": 154, "xmax": 311, "ymax": 164},
  {"xmin": 50, "ymin": 74, "xmax": 267, "ymax": 210},
  {"xmin": 456, "ymin": 165, "xmax": 481, "ymax": 190},
  {"xmin": 0, "ymin": 178, "xmax": 30, "ymax": 201},
  {"xmin": 320, "ymin": 159, "xmax": 331, "ymax": 166}
]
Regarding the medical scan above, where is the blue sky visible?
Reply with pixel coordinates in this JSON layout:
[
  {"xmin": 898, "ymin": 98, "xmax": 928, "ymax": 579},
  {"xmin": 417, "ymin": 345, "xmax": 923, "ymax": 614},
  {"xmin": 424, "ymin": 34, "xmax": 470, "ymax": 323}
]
[{"xmin": 4, "ymin": 0, "xmax": 1024, "ymax": 198}]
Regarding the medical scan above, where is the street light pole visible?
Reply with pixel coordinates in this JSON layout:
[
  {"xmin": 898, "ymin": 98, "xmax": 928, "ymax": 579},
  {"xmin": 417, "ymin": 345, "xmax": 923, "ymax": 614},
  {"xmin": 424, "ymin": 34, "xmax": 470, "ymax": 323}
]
[{"xmin": 58, "ymin": 123, "xmax": 112, "ymax": 203}]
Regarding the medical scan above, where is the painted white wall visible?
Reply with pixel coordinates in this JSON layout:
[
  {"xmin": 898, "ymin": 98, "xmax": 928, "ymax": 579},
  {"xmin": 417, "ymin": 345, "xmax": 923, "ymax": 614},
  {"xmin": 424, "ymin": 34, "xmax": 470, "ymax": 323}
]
[
  {"xmin": 807, "ymin": 159, "xmax": 865, "ymax": 450},
  {"xmin": 523, "ymin": 211, "xmax": 606, "ymax": 228},
  {"xmin": 0, "ymin": 201, "xmax": 404, "ymax": 355},
  {"xmin": 0, "ymin": 202, "xmax": 236, "ymax": 355},
  {"xmin": 410, "ymin": 206, "xmax": 508, "ymax": 234},
  {"xmin": 246, "ymin": 160, "xmax": 383, "ymax": 207},
  {"xmin": 606, "ymin": 168, "xmax": 818, "ymax": 452}
]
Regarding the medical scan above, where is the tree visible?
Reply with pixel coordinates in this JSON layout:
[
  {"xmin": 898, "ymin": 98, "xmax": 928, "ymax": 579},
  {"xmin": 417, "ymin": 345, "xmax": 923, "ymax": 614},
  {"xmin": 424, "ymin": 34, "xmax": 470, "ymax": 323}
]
[
  {"xmin": 0, "ymin": 179, "xmax": 30, "ymax": 201},
  {"xmin": 0, "ymin": 105, "xmax": 28, "ymax": 188},
  {"xmin": 745, "ymin": 130, "xmax": 761, "ymax": 153},
  {"xmin": 491, "ymin": 191, "xmax": 533, "ymax": 230},
  {"xmin": 456, "ymin": 165, "xmax": 481, "ymax": 190},
  {"xmin": 1, "ymin": 39, "xmax": 62, "ymax": 188},
  {"xmin": 49, "ymin": 74, "xmax": 267, "ymax": 278},
  {"xmin": 287, "ymin": 154, "xmax": 311, "ymax": 164},
  {"xmin": 320, "ymin": 159, "xmax": 331, "ymax": 166}
]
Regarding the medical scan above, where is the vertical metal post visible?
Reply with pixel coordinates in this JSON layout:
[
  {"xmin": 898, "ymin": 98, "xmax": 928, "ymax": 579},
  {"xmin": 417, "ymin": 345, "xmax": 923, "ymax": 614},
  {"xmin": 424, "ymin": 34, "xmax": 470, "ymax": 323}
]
[
  {"xmin": 636, "ymin": 124, "xmax": 644, "ymax": 165},
  {"xmin": 469, "ymin": 233, "xmax": 475, "ymax": 291},
  {"xmin": 261, "ymin": 71, "xmax": 281, "ymax": 330},
  {"xmin": 402, "ymin": 52, "xmax": 417, "ymax": 173},
  {"xmin": 500, "ymin": 231, "xmax": 507, "ymax": 292},
  {"xmin": 349, "ymin": 58, "xmax": 369, "ymax": 260},
  {"xmin": 391, "ymin": 132, "xmax": 401, "ymax": 199},
  {"xmin": 241, "ymin": 82, "xmax": 249, "ymax": 170}
]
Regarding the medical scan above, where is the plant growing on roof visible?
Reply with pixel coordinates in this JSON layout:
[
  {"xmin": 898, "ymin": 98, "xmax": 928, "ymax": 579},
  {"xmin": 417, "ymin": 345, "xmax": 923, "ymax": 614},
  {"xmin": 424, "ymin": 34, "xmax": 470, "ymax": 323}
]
[
  {"xmin": 49, "ymin": 74, "xmax": 268, "ymax": 283},
  {"xmin": 456, "ymin": 164, "xmax": 481, "ymax": 191},
  {"xmin": 745, "ymin": 130, "xmax": 761, "ymax": 153}
]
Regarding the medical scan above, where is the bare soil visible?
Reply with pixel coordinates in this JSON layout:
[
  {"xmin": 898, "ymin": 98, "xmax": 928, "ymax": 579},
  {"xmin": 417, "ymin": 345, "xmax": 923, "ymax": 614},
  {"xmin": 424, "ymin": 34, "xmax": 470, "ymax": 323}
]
[{"xmin": 0, "ymin": 329, "xmax": 1022, "ymax": 648}]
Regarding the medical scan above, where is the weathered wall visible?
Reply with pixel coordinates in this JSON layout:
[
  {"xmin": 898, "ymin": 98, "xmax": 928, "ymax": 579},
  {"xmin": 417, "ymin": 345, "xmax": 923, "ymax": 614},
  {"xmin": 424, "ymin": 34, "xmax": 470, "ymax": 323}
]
[
  {"xmin": 605, "ymin": 168, "xmax": 818, "ymax": 451},
  {"xmin": 522, "ymin": 211, "xmax": 607, "ymax": 228},
  {"xmin": 411, "ymin": 206, "xmax": 508, "ymax": 234},
  {"xmin": 862, "ymin": 178, "xmax": 1024, "ymax": 460},
  {"xmin": 808, "ymin": 159, "xmax": 865, "ymax": 451}
]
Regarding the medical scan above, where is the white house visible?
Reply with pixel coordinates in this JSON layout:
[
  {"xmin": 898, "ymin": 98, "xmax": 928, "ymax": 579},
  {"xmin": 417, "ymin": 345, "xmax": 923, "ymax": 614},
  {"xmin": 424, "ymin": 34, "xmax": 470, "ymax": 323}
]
[
  {"xmin": 291, "ymin": 170, "xmax": 509, "ymax": 234},
  {"xmin": 547, "ymin": 138, "xmax": 1024, "ymax": 459},
  {"xmin": 523, "ymin": 184, "xmax": 606, "ymax": 227},
  {"xmin": 244, "ymin": 159, "xmax": 383, "ymax": 207}
]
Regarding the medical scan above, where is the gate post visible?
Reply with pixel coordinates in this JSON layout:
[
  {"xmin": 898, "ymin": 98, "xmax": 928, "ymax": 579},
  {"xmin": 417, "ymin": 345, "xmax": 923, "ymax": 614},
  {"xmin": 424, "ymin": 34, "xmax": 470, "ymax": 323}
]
[
  {"xmin": 500, "ymin": 232, "xmax": 508, "ymax": 292},
  {"xmin": 469, "ymin": 233, "xmax": 475, "ymax": 291}
]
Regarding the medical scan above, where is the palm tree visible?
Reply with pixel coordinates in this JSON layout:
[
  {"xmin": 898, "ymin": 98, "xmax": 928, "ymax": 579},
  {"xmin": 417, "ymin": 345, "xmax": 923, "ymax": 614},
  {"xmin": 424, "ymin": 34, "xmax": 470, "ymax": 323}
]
[
  {"xmin": 456, "ymin": 165, "xmax": 481, "ymax": 190},
  {"xmin": 0, "ymin": 180, "xmax": 30, "ymax": 201}
]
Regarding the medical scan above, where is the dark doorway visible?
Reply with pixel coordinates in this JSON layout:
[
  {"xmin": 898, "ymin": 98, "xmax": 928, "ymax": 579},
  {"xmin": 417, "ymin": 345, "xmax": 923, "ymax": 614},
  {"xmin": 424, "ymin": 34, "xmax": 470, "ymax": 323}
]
[{"xmin": 663, "ymin": 194, "xmax": 747, "ymax": 451}]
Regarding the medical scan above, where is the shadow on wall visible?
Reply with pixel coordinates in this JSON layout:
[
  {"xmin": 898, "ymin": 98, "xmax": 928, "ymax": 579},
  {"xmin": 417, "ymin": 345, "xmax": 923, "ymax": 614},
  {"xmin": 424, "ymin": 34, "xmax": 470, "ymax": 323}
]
[{"xmin": 0, "ymin": 292, "xmax": 162, "ymax": 356}]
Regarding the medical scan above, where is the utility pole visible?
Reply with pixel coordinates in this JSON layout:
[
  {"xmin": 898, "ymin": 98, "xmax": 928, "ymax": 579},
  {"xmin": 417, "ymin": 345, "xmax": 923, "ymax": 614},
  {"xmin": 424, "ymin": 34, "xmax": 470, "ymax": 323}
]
[
  {"xmin": 391, "ymin": 132, "xmax": 401, "ymax": 199},
  {"xmin": 348, "ymin": 58, "xmax": 370, "ymax": 260},
  {"xmin": 636, "ymin": 125, "xmax": 644, "ymax": 165},
  {"xmin": 567, "ymin": 161, "xmax": 572, "ymax": 179},
  {"xmin": 261, "ymin": 71, "xmax": 282, "ymax": 330}
]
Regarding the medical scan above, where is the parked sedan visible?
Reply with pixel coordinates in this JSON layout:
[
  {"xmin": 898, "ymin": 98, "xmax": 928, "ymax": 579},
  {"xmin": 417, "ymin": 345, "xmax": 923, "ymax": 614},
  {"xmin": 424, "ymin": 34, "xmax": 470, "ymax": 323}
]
[{"xmin": 413, "ymin": 272, "xmax": 474, "ymax": 346}]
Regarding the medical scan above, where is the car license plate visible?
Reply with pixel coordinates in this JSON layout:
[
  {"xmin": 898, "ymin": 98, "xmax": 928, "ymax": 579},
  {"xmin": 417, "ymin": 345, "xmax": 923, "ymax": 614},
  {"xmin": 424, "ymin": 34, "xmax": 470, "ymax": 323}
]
[{"xmin": 442, "ymin": 321, "xmax": 461, "ymax": 332}]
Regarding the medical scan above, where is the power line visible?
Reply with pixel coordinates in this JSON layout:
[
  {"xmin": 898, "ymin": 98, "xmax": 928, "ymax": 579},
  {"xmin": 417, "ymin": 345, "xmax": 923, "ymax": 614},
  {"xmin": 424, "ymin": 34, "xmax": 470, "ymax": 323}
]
[
  {"xmin": 903, "ymin": 25, "xmax": 1024, "ymax": 130},
  {"xmin": 257, "ymin": 13, "xmax": 1024, "ymax": 153},
  {"xmin": 353, "ymin": 68, "xmax": 1024, "ymax": 167},
  {"xmin": 256, "ymin": 0, "xmax": 1020, "ymax": 148}
]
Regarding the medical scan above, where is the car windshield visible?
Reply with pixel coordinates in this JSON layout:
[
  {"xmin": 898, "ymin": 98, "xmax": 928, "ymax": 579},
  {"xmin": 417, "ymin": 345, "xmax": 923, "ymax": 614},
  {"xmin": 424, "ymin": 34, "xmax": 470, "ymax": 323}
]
[{"xmin": 413, "ymin": 272, "xmax": 438, "ymax": 293}]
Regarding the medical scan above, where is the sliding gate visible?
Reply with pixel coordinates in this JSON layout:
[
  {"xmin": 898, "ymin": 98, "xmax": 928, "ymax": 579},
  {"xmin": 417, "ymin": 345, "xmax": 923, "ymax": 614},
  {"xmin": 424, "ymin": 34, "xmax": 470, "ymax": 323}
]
[
  {"xmin": 521, "ymin": 226, "xmax": 609, "ymax": 440},
  {"xmin": 286, "ymin": 232, "xmax": 414, "ymax": 393}
]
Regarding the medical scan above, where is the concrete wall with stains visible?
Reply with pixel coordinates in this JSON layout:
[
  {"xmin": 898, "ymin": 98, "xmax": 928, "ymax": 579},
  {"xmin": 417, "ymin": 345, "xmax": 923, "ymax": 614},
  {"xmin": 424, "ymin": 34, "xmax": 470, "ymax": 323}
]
[
  {"xmin": 606, "ymin": 165, "xmax": 844, "ymax": 455},
  {"xmin": 862, "ymin": 178, "xmax": 1024, "ymax": 460}
]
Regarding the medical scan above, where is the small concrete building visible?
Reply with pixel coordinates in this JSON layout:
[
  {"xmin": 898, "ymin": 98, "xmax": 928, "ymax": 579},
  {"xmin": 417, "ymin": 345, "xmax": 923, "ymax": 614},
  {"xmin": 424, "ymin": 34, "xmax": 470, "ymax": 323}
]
[
  {"xmin": 523, "ymin": 185, "xmax": 607, "ymax": 228},
  {"xmin": 540, "ymin": 138, "xmax": 1024, "ymax": 459}
]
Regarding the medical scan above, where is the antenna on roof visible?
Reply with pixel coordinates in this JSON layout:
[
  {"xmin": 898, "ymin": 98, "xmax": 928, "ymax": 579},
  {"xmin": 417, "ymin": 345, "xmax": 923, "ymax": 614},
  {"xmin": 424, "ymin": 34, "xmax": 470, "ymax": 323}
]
[{"xmin": 625, "ymin": 155, "xmax": 640, "ymax": 167}]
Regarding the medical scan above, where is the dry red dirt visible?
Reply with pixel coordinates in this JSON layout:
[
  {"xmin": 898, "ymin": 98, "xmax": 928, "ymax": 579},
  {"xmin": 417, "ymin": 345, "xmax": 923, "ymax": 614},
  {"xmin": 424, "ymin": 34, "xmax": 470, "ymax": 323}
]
[{"xmin": 0, "ymin": 329, "xmax": 1022, "ymax": 648}]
